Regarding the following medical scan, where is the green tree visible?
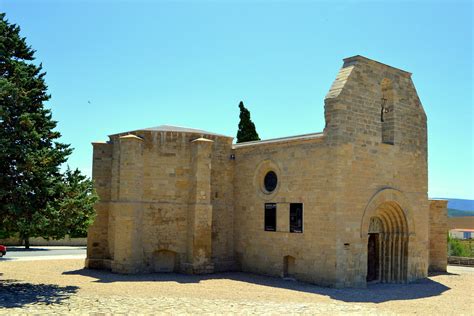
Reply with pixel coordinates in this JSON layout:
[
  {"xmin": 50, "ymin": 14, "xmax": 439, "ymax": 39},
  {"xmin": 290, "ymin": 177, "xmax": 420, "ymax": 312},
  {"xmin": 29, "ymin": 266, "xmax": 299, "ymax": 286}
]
[
  {"xmin": 0, "ymin": 13, "xmax": 97, "ymax": 248},
  {"xmin": 448, "ymin": 234, "xmax": 469, "ymax": 257},
  {"xmin": 236, "ymin": 101, "xmax": 260, "ymax": 143},
  {"xmin": 38, "ymin": 168, "xmax": 97, "ymax": 240}
]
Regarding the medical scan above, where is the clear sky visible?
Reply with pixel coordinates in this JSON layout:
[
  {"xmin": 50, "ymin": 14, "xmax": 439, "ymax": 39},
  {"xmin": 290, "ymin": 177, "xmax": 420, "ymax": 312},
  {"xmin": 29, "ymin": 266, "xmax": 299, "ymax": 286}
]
[{"xmin": 2, "ymin": 0, "xmax": 473, "ymax": 199}]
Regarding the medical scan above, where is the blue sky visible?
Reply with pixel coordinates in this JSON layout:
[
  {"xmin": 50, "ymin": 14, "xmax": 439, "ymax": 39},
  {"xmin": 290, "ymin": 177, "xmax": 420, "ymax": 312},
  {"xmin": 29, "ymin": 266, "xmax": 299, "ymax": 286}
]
[{"xmin": 2, "ymin": 0, "xmax": 473, "ymax": 199}]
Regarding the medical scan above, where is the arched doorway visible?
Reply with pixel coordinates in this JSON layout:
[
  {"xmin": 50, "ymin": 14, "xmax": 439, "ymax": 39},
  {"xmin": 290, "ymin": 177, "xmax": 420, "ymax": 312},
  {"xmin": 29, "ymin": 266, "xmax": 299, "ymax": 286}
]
[
  {"xmin": 367, "ymin": 229, "xmax": 380, "ymax": 282},
  {"xmin": 366, "ymin": 201, "xmax": 408, "ymax": 283}
]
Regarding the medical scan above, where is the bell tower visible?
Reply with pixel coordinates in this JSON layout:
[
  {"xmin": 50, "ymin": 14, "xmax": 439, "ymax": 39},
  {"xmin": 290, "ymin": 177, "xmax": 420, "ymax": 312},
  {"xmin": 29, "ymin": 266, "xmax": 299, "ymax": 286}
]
[{"xmin": 323, "ymin": 55, "xmax": 426, "ymax": 154}]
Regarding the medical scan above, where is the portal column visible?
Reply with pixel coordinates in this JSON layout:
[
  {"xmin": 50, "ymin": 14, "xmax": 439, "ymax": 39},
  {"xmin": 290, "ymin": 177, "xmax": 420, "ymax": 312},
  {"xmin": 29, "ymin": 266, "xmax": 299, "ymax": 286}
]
[
  {"xmin": 184, "ymin": 137, "xmax": 214, "ymax": 274},
  {"xmin": 111, "ymin": 134, "xmax": 144, "ymax": 273}
]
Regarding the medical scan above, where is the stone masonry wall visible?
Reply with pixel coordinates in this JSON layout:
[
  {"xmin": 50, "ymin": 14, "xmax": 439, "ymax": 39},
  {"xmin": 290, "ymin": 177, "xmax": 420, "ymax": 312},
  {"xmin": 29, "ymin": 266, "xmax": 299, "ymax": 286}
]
[
  {"xmin": 86, "ymin": 141, "xmax": 113, "ymax": 269},
  {"xmin": 110, "ymin": 134, "xmax": 145, "ymax": 273},
  {"xmin": 233, "ymin": 136, "xmax": 339, "ymax": 286},
  {"xmin": 209, "ymin": 137, "xmax": 235, "ymax": 271},
  {"xmin": 233, "ymin": 56, "xmax": 430, "ymax": 287},
  {"xmin": 88, "ymin": 129, "xmax": 234, "ymax": 273},
  {"xmin": 323, "ymin": 56, "xmax": 429, "ymax": 287},
  {"xmin": 429, "ymin": 200, "xmax": 448, "ymax": 272}
]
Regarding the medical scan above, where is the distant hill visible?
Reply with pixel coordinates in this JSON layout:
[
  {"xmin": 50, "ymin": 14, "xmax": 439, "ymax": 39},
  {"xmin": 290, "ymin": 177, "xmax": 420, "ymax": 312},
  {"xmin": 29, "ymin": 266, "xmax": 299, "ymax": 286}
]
[
  {"xmin": 448, "ymin": 208, "xmax": 474, "ymax": 217},
  {"xmin": 434, "ymin": 198, "xmax": 474, "ymax": 217},
  {"xmin": 445, "ymin": 198, "xmax": 474, "ymax": 211}
]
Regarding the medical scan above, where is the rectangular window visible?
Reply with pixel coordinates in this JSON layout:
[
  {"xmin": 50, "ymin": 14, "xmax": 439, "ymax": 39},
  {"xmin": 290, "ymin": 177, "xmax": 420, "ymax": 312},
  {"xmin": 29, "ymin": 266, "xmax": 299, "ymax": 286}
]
[
  {"xmin": 264, "ymin": 203, "xmax": 276, "ymax": 231},
  {"xmin": 463, "ymin": 232, "xmax": 471, "ymax": 239},
  {"xmin": 290, "ymin": 203, "xmax": 303, "ymax": 233}
]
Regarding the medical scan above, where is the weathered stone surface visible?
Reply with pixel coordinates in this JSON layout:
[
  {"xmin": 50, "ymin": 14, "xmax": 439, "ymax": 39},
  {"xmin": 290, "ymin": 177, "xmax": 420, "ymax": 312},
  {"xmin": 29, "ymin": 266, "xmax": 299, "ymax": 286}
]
[
  {"xmin": 429, "ymin": 200, "xmax": 448, "ymax": 272},
  {"xmin": 86, "ymin": 55, "xmax": 446, "ymax": 287}
]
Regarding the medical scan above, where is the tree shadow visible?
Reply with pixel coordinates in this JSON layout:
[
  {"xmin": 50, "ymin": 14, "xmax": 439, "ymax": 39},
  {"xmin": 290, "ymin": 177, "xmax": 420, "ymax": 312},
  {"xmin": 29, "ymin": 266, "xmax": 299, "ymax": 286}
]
[
  {"xmin": 0, "ymin": 257, "xmax": 15, "ymax": 261},
  {"xmin": 6, "ymin": 247, "xmax": 52, "ymax": 252},
  {"xmin": 0, "ymin": 279, "xmax": 78, "ymax": 308},
  {"xmin": 64, "ymin": 268, "xmax": 451, "ymax": 303}
]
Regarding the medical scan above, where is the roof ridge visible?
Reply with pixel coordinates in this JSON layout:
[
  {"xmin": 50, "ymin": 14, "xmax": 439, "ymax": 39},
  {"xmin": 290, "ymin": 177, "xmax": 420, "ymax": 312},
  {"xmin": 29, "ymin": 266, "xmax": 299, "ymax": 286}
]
[
  {"xmin": 233, "ymin": 131, "xmax": 324, "ymax": 148},
  {"xmin": 109, "ymin": 124, "xmax": 233, "ymax": 138}
]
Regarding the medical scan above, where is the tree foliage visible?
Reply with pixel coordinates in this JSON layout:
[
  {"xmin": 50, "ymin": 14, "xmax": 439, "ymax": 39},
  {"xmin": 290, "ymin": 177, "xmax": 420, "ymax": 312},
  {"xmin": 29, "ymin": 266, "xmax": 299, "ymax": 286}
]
[
  {"xmin": 448, "ymin": 234, "xmax": 472, "ymax": 257},
  {"xmin": 38, "ymin": 168, "xmax": 97, "ymax": 239},
  {"xmin": 0, "ymin": 13, "xmax": 97, "ymax": 247},
  {"xmin": 236, "ymin": 101, "xmax": 260, "ymax": 143}
]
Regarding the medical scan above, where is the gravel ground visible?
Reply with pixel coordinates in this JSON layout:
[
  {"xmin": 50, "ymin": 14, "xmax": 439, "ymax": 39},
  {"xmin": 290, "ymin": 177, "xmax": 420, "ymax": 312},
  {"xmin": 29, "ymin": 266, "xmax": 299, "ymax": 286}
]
[{"xmin": 0, "ymin": 259, "xmax": 473, "ymax": 314}]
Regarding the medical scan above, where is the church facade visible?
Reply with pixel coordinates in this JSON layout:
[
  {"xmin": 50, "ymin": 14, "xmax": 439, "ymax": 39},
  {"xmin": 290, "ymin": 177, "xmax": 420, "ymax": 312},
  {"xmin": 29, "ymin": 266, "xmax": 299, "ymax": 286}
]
[{"xmin": 86, "ymin": 56, "xmax": 447, "ymax": 287}]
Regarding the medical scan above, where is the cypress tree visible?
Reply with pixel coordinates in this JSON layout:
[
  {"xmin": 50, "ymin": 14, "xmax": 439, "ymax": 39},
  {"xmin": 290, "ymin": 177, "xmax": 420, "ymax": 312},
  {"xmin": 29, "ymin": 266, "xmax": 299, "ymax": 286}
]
[
  {"xmin": 236, "ymin": 101, "xmax": 260, "ymax": 143},
  {"xmin": 0, "ymin": 13, "xmax": 97, "ymax": 247}
]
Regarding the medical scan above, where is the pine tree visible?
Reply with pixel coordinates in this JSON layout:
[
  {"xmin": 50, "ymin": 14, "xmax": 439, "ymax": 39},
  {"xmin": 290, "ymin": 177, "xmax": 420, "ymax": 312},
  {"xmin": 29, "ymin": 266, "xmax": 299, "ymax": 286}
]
[
  {"xmin": 40, "ymin": 168, "xmax": 98, "ymax": 240},
  {"xmin": 236, "ymin": 101, "xmax": 260, "ymax": 143},
  {"xmin": 0, "ymin": 13, "xmax": 97, "ymax": 248}
]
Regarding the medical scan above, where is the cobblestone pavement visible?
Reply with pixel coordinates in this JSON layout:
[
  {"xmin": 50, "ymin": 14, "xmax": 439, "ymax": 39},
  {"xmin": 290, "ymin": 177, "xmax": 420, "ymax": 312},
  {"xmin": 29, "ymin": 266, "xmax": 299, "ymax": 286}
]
[{"xmin": 1, "ymin": 260, "xmax": 473, "ymax": 315}]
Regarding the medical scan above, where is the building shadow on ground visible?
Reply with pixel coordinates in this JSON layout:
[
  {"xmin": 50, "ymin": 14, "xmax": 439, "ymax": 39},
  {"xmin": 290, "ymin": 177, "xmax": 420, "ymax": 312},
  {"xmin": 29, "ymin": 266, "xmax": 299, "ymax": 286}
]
[
  {"xmin": 428, "ymin": 270, "xmax": 459, "ymax": 277},
  {"xmin": 0, "ymin": 279, "xmax": 78, "ymax": 308},
  {"xmin": 63, "ymin": 268, "xmax": 452, "ymax": 303}
]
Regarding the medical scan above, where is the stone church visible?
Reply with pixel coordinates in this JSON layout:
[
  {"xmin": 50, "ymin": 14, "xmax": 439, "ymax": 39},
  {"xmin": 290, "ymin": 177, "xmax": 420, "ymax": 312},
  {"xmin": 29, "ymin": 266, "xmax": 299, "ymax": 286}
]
[{"xmin": 86, "ymin": 56, "xmax": 447, "ymax": 287}]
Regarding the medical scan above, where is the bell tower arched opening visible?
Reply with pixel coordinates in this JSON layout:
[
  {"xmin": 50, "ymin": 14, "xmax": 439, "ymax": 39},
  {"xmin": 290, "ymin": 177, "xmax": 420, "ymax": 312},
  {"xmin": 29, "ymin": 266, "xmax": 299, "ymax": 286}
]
[{"xmin": 381, "ymin": 78, "xmax": 395, "ymax": 145}]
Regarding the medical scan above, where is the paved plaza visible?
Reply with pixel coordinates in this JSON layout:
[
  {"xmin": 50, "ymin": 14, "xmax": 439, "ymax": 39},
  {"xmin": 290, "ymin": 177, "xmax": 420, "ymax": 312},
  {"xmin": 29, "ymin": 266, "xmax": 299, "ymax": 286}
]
[
  {"xmin": 1, "ymin": 246, "xmax": 86, "ymax": 261},
  {"xmin": 0, "ymin": 259, "xmax": 473, "ymax": 314}
]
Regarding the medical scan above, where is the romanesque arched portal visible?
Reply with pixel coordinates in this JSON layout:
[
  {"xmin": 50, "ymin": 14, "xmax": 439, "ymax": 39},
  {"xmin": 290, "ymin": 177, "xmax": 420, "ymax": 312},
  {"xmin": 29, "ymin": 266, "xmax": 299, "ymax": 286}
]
[{"xmin": 366, "ymin": 201, "xmax": 409, "ymax": 283}]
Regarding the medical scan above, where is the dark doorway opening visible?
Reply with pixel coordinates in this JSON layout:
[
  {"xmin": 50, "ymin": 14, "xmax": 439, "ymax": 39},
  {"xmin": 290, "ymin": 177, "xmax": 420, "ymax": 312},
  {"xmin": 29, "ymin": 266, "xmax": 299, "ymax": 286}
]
[
  {"xmin": 153, "ymin": 250, "xmax": 177, "ymax": 273},
  {"xmin": 283, "ymin": 255, "xmax": 295, "ymax": 279},
  {"xmin": 367, "ymin": 233, "xmax": 379, "ymax": 282}
]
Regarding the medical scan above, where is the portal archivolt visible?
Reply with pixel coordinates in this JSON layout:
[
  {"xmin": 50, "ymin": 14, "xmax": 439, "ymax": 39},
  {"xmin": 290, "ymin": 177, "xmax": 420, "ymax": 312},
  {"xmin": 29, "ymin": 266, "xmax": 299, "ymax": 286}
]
[{"xmin": 367, "ymin": 201, "xmax": 408, "ymax": 283}]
